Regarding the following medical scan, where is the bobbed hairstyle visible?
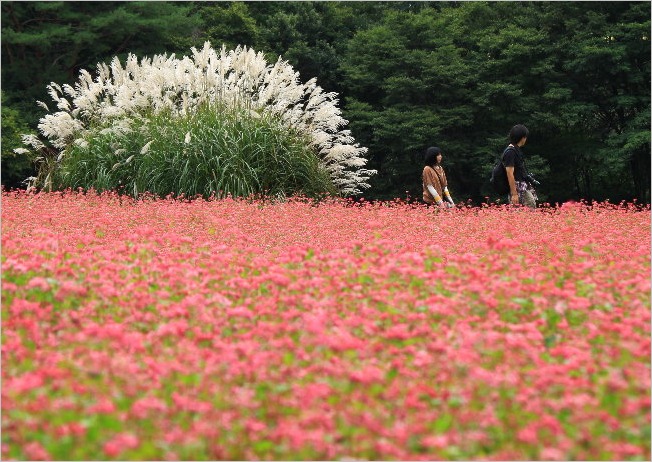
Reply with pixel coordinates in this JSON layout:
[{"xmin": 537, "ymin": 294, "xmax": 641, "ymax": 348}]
[
  {"xmin": 424, "ymin": 146, "xmax": 442, "ymax": 167},
  {"xmin": 509, "ymin": 124, "xmax": 529, "ymax": 145}
]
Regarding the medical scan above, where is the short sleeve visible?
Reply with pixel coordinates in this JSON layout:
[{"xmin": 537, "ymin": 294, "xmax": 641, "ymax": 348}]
[{"xmin": 502, "ymin": 148, "xmax": 516, "ymax": 167}]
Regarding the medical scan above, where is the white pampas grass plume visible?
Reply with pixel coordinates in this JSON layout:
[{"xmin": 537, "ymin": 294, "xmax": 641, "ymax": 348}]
[
  {"xmin": 21, "ymin": 134, "xmax": 45, "ymax": 150},
  {"xmin": 74, "ymin": 138, "xmax": 89, "ymax": 149},
  {"xmin": 140, "ymin": 140, "xmax": 154, "ymax": 154}
]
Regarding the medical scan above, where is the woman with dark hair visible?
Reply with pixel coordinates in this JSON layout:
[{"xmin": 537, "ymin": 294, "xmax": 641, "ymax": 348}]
[
  {"xmin": 503, "ymin": 124, "xmax": 537, "ymax": 208},
  {"xmin": 422, "ymin": 146, "xmax": 454, "ymax": 207}
]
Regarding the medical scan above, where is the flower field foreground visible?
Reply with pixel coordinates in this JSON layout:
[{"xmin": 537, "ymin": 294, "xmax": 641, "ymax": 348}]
[{"xmin": 2, "ymin": 191, "xmax": 650, "ymax": 461}]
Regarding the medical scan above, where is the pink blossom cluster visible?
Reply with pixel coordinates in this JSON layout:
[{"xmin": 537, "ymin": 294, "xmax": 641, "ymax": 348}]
[{"xmin": 2, "ymin": 191, "xmax": 650, "ymax": 460}]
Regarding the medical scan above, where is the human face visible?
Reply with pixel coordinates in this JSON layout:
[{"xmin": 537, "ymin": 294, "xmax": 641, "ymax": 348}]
[
  {"xmin": 436, "ymin": 153, "xmax": 443, "ymax": 164},
  {"xmin": 518, "ymin": 137, "xmax": 527, "ymax": 147}
]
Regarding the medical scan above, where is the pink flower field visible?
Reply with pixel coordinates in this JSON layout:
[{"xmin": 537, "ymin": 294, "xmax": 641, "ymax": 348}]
[{"xmin": 1, "ymin": 191, "xmax": 650, "ymax": 461}]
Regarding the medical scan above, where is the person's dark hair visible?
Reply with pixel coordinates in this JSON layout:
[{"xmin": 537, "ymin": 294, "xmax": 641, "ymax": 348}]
[
  {"xmin": 509, "ymin": 124, "xmax": 529, "ymax": 145},
  {"xmin": 424, "ymin": 146, "xmax": 441, "ymax": 167}
]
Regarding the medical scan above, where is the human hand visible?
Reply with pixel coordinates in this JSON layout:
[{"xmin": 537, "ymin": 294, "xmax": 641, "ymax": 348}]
[{"xmin": 510, "ymin": 193, "xmax": 519, "ymax": 205}]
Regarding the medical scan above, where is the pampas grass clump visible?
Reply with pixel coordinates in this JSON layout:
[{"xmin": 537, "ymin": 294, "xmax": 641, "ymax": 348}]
[{"xmin": 18, "ymin": 42, "xmax": 375, "ymax": 198}]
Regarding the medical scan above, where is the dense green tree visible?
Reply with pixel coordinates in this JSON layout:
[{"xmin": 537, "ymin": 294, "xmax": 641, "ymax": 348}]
[
  {"xmin": 1, "ymin": 1, "xmax": 202, "ymax": 188},
  {"xmin": 248, "ymin": 2, "xmax": 385, "ymax": 94},
  {"xmin": 1, "ymin": 92, "xmax": 34, "ymax": 190},
  {"xmin": 341, "ymin": 1, "xmax": 649, "ymax": 203},
  {"xmin": 342, "ymin": 5, "xmax": 485, "ymax": 201},
  {"xmin": 1, "ymin": 1, "xmax": 200, "ymax": 105},
  {"xmin": 552, "ymin": 2, "xmax": 650, "ymax": 202},
  {"xmin": 194, "ymin": 2, "xmax": 262, "ymax": 51},
  {"xmin": 2, "ymin": 1, "xmax": 649, "ymax": 202}
]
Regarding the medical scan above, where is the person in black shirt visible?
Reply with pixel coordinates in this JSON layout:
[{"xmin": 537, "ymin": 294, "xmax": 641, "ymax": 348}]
[{"xmin": 503, "ymin": 124, "xmax": 537, "ymax": 208}]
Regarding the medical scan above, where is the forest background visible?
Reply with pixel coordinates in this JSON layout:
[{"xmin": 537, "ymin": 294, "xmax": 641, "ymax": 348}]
[{"xmin": 2, "ymin": 1, "xmax": 650, "ymax": 204}]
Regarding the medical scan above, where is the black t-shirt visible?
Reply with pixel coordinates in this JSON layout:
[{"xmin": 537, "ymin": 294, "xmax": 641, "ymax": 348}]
[{"xmin": 502, "ymin": 145, "xmax": 526, "ymax": 182}]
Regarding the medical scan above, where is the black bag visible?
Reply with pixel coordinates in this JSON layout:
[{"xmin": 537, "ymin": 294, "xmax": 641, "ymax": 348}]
[{"xmin": 490, "ymin": 147, "xmax": 513, "ymax": 195}]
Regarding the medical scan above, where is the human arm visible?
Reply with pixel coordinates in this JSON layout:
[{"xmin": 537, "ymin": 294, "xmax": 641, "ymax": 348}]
[
  {"xmin": 427, "ymin": 185, "xmax": 445, "ymax": 207},
  {"xmin": 440, "ymin": 169, "xmax": 454, "ymax": 205},
  {"xmin": 505, "ymin": 166, "xmax": 519, "ymax": 205},
  {"xmin": 443, "ymin": 186, "xmax": 454, "ymax": 206},
  {"xmin": 502, "ymin": 147, "xmax": 519, "ymax": 205}
]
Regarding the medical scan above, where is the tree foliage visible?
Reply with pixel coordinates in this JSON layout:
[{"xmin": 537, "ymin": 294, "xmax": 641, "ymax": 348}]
[
  {"xmin": 1, "ymin": 1, "xmax": 200, "ymax": 106},
  {"xmin": 2, "ymin": 1, "xmax": 649, "ymax": 203},
  {"xmin": 340, "ymin": 1, "xmax": 650, "ymax": 203},
  {"xmin": 1, "ymin": 92, "xmax": 34, "ymax": 189}
]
